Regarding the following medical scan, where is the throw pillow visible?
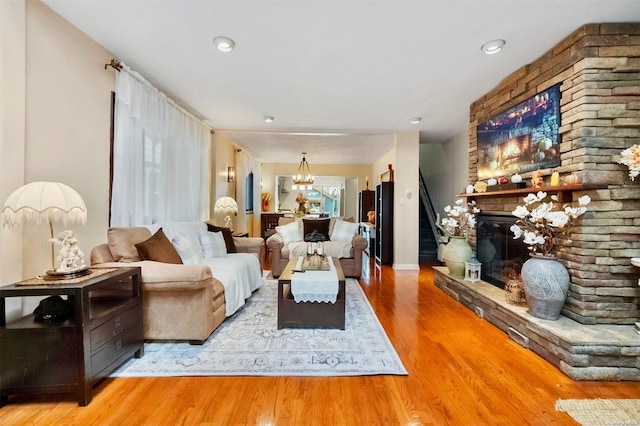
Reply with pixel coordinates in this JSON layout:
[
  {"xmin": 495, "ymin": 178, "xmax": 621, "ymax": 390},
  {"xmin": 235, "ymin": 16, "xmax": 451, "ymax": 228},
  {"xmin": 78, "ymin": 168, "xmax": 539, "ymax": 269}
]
[
  {"xmin": 303, "ymin": 218, "xmax": 330, "ymax": 241},
  {"xmin": 135, "ymin": 228, "xmax": 183, "ymax": 264},
  {"xmin": 172, "ymin": 233, "xmax": 204, "ymax": 265},
  {"xmin": 276, "ymin": 220, "xmax": 303, "ymax": 245},
  {"xmin": 107, "ymin": 227, "xmax": 152, "ymax": 262},
  {"xmin": 330, "ymin": 218, "xmax": 359, "ymax": 242},
  {"xmin": 206, "ymin": 223, "xmax": 237, "ymax": 253},
  {"xmin": 329, "ymin": 216, "xmax": 355, "ymax": 236},
  {"xmin": 200, "ymin": 231, "xmax": 228, "ymax": 258}
]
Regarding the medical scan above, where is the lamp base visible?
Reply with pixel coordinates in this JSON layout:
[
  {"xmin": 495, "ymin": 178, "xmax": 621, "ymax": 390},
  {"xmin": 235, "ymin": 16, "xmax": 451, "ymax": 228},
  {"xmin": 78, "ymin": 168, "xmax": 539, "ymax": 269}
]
[{"xmin": 43, "ymin": 266, "xmax": 91, "ymax": 281}]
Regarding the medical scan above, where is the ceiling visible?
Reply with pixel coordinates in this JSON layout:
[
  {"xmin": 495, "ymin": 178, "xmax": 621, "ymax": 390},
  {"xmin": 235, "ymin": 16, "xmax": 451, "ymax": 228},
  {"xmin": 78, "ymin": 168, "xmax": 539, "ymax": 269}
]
[{"xmin": 43, "ymin": 0, "xmax": 640, "ymax": 165}]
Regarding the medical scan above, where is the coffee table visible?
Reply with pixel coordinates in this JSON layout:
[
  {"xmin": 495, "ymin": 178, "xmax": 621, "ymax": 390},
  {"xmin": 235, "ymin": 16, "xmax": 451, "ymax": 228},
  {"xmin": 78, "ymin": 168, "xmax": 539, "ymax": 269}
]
[{"xmin": 277, "ymin": 256, "xmax": 345, "ymax": 329}]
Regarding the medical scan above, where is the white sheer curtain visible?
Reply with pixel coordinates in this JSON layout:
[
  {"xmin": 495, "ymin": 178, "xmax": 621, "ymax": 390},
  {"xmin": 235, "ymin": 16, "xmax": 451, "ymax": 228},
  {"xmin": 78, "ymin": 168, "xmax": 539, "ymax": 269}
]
[{"xmin": 110, "ymin": 66, "xmax": 210, "ymax": 227}]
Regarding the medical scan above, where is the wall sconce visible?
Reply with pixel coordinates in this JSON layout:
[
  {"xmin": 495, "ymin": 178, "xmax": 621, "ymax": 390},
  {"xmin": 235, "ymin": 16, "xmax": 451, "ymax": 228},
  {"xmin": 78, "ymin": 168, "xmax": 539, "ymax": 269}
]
[{"xmin": 227, "ymin": 166, "xmax": 235, "ymax": 183}]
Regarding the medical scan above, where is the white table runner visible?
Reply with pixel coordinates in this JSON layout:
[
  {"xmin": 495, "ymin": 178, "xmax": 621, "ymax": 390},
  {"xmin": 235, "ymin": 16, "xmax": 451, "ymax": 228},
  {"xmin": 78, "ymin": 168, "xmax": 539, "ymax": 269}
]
[{"xmin": 290, "ymin": 257, "xmax": 339, "ymax": 303}]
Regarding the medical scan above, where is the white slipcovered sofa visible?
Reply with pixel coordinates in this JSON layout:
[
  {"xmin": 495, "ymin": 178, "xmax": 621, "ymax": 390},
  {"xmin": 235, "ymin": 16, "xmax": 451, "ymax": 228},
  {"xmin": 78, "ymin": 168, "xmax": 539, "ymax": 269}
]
[{"xmin": 266, "ymin": 216, "xmax": 368, "ymax": 278}]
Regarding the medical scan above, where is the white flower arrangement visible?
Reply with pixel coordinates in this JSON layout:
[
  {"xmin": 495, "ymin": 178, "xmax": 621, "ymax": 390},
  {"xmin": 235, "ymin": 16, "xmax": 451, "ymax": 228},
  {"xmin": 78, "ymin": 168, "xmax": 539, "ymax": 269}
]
[
  {"xmin": 441, "ymin": 199, "xmax": 480, "ymax": 238},
  {"xmin": 510, "ymin": 191, "xmax": 591, "ymax": 257},
  {"xmin": 617, "ymin": 144, "xmax": 640, "ymax": 181}
]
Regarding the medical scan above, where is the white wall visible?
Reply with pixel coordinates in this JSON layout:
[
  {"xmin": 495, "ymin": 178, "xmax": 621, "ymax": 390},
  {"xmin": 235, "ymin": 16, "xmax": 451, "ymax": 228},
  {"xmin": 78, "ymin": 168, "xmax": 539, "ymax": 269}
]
[
  {"xmin": 0, "ymin": 0, "xmax": 27, "ymax": 320},
  {"xmin": 393, "ymin": 132, "xmax": 419, "ymax": 270},
  {"xmin": 374, "ymin": 132, "xmax": 420, "ymax": 270},
  {"xmin": 420, "ymin": 129, "xmax": 470, "ymax": 215},
  {"xmin": 1, "ymin": 1, "xmax": 115, "ymax": 320}
]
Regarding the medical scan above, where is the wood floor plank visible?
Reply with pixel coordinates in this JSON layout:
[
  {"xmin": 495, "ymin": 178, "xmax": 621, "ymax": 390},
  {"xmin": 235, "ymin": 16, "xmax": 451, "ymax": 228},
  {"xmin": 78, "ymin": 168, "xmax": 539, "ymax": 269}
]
[{"xmin": 1, "ymin": 260, "xmax": 639, "ymax": 425}]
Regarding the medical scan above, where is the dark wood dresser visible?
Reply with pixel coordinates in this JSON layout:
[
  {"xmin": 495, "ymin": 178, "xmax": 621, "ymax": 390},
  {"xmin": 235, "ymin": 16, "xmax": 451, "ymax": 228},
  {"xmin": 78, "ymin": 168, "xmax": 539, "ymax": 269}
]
[{"xmin": 0, "ymin": 267, "xmax": 143, "ymax": 406}]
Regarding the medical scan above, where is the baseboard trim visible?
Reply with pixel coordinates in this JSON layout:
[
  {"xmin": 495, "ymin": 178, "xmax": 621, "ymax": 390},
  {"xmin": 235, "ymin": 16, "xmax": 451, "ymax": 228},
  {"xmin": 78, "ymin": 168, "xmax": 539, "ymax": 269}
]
[{"xmin": 392, "ymin": 264, "xmax": 420, "ymax": 271}]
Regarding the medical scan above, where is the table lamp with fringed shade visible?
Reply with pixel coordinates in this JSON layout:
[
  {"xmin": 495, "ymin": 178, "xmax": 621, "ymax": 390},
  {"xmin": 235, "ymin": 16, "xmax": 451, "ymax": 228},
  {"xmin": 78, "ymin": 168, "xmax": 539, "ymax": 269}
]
[
  {"xmin": 2, "ymin": 181, "xmax": 90, "ymax": 280},
  {"xmin": 214, "ymin": 196, "xmax": 238, "ymax": 230}
]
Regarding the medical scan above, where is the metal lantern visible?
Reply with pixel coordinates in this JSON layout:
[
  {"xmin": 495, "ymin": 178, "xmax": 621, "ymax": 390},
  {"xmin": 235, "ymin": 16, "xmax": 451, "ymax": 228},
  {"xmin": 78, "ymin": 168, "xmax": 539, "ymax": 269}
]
[
  {"xmin": 304, "ymin": 230, "xmax": 327, "ymax": 258},
  {"xmin": 464, "ymin": 256, "xmax": 482, "ymax": 283}
]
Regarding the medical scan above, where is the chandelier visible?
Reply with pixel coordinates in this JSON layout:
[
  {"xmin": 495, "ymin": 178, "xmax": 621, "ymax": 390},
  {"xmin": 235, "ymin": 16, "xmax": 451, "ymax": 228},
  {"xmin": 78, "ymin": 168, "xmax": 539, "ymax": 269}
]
[{"xmin": 292, "ymin": 152, "xmax": 314, "ymax": 190}]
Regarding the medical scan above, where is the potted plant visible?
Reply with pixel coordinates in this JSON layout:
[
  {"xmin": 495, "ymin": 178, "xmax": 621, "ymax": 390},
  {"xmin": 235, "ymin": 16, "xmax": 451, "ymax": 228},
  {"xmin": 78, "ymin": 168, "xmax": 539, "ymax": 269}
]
[
  {"xmin": 441, "ymin": 199, "xmax": 479, "ymax": 277},
  {"xmin": 510, "ymin": 191, "xmax": 591, "ymax": 320}
]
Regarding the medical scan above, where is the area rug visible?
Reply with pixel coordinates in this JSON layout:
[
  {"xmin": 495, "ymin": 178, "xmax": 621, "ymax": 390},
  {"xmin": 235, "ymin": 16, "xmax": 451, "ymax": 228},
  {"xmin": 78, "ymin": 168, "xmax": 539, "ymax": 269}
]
[
  {"xmin": 112, "ymin": 278, "xmax": 407, "ymax": 377},
  {"xmin": 555, "ymin": 399, "xmax": 640, "ymax": 425}
]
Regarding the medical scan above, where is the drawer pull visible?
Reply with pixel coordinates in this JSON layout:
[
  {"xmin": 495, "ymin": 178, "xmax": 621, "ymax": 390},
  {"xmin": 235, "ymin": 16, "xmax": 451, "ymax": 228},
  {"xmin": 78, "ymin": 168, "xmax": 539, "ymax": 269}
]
[
  {"xmin": 115, "ymin": 340, "xmax": 122, "ymax": 353},
  {"xmin": 114, "ymin": 317, "xmax": 121, "ymax": 328},
  {"xmin": 112, "ymin": 326, "xmax": 124, "ymax": 336}
]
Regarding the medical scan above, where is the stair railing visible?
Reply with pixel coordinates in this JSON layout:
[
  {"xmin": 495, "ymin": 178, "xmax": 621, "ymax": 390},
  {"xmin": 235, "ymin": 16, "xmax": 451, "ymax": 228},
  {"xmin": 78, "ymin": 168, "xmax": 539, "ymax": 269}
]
[{"xmin": 419, "ymin": 170, "xmax": 449, "ymax": 260}]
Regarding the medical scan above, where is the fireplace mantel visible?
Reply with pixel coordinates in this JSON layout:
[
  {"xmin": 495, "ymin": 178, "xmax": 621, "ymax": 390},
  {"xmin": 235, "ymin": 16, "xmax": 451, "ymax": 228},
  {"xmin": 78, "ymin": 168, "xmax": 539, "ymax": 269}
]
[{"xmin": 459, "ymin": 184, "xmax": 606, "ymax": 203}]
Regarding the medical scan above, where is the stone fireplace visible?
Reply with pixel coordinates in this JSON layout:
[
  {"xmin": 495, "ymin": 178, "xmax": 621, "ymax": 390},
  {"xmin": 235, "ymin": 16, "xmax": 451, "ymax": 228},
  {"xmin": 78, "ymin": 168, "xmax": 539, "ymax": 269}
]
[{"xmin": 434, "ymin": 23, "xmax": 640, "ymax": 381}]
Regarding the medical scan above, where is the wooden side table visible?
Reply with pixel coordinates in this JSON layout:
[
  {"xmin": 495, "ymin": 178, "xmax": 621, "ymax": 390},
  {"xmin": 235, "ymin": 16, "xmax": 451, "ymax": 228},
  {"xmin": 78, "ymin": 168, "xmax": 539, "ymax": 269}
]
[{"xmin": 0, "ymin": 267, "xmax": 144, "ymax": 406}]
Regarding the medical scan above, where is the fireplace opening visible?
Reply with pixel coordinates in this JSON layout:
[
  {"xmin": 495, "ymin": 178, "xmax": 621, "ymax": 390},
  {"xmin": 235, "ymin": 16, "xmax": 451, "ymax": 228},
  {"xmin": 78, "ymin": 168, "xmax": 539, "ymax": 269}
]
[{"xmin": 476, "ymin": 212, "xmax": 530, "ymax": 289}]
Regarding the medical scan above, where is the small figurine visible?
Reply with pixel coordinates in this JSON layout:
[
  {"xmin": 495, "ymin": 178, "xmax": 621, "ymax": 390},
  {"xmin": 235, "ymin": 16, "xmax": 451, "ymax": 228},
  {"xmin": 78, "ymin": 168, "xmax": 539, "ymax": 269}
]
[
  {"xmin": 532, "ymin": 170, "xmax": 543, "ymax": 188},
  {"xmin": 49, "ymin": 230, "xmax": 86, "ymax": 272}
]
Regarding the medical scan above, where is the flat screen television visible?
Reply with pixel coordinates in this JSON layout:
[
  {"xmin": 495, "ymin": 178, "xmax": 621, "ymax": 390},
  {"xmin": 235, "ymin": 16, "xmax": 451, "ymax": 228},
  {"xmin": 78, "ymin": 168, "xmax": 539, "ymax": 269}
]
[{"xmin": 476, "ymin": 83, "xmax": 561, "ymax": 180}]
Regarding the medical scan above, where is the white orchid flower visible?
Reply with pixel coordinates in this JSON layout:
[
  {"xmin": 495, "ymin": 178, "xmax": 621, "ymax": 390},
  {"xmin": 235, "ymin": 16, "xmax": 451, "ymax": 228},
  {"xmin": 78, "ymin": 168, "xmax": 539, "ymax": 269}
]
[
  {"xmin": 547, "ymin": 211, "xmax": 569, "ymax": 227},
  {"xmin": 467, "ymin": 216, "xmax": 476, "ymax": 228},
  {"xmin": 510, "ymin": 224, "xmax": 523, "ymax": 239},
  {"xmin": 530, "ymin": 203, "xmax": 552, "ymax": 221},
  {"xmin": 578, "ymin": 195, "xmax": 591, "ymax": 206},
  {"xmin": 512, "ymin": 205, "xmax": 529, "ymax": 219},
  {"xmin": 523, "ymin": 231, "xmax": 545, "ymax": 246},
  {"xmin": 523, "ymin": 194, "xmax": 538, "ymax": 204}
]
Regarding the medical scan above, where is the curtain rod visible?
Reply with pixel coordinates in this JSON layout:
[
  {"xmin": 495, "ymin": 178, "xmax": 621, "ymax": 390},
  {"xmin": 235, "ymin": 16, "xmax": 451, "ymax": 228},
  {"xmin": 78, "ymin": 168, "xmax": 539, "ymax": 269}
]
[
  {"xmin": 106, "ymin": 58, "xmax": 213, "ymax": 132},
  {"xmin": 104, "ymin": 58, "xmax": 122, "ymax": 71}
]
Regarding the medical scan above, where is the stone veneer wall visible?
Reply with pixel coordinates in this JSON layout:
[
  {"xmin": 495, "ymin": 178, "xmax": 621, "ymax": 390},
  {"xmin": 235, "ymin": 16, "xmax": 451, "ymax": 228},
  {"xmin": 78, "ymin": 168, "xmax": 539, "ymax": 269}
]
[{"xmin": 467, "ymin": 23, "xmax": 640, "ymax": 325}]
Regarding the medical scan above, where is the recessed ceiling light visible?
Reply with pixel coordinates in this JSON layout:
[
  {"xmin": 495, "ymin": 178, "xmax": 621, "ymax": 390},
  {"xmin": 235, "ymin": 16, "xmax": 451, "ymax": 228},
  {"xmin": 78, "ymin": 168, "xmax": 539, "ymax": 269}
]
[
  {"xmin": 481, "ymin": 39, "xmax": 505, "ymax": 55},
  {"xmin": 213, "ymin": 36, "xmax": 235, "ymax": 53},
  {"xmin": 409, "ymin": 117, "xmax": 422, "ymax": 124},
  {"xmin": 263, "ymin": 116, "xmax": 274, "ymax": 123}
]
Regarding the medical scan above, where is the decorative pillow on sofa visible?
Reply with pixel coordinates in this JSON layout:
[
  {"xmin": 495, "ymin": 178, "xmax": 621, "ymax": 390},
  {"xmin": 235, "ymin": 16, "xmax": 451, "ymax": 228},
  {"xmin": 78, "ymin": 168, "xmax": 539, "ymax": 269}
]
[
  {"xmin": 107, "ymin": 227, "xmax": 152, "ymax": 262},
  {"xmin": 206, "ymin": 223, "xmax": 237, "ymax": 253},
  {"xmin": 172, "ymin": 233, "xmax": 204, "ymax": 264},
  {"xmin": 330, "ymin": 218, "xmax": 359, "ymax": 242},
  {"xmin": 135, "ymin": 228, "xmax": 183, "ymax": 264},
  {"xmin": 200, "ymin": 230, "xmax": 228, "ymax": 258},
  {"xmin": 303, "ymin": 218, "xmax": 330, "ymax": 241},
  {"xmin": 328, "ymin": 216, "xmax": 355, "ymax": 236},
  {"xmin": 276, "ymin": 220, "xmax": 303, "ymax": 245}
]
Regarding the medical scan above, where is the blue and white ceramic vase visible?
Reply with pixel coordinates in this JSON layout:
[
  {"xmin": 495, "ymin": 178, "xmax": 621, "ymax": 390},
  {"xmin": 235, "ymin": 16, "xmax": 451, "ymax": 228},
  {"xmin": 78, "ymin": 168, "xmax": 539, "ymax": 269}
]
[
  {"xmin": 521, "ymin": 254, "xmax": 570, "ymax": 320},
  {"xmin": 443, "ymin": 236, "xmax": 472, "ymax": 277}
]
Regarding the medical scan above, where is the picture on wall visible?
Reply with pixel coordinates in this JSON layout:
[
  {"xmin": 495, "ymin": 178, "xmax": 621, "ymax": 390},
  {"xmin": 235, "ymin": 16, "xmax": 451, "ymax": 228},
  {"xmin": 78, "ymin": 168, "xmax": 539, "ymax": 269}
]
[{"xmin": 477, "ymin": 83, "xmax": 561, "ymax": 180}]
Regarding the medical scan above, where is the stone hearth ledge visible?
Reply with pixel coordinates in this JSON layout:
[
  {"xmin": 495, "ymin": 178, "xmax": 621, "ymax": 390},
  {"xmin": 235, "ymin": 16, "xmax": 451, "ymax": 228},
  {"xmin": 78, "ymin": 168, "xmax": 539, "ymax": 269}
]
[{"xmin": 433, "ymin": 266, "xmax": 639, "ymax": 381}]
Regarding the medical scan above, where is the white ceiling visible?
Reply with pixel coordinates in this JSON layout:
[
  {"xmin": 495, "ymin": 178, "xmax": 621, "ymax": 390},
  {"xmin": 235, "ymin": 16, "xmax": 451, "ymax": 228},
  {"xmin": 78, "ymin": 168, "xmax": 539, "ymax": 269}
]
[{"xmin": 43, "ymin": 0, "xmax": 640, "ymax": 165}]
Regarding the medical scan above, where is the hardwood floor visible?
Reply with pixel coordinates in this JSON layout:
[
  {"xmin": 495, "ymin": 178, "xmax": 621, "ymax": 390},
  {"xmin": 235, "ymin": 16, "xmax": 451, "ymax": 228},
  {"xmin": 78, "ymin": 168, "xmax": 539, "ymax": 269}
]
[{"xmin": 2, "ymin": 259, "xmax": 639, "ymax": 425}]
